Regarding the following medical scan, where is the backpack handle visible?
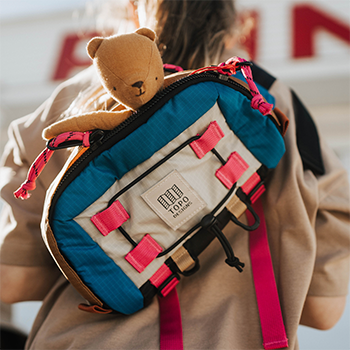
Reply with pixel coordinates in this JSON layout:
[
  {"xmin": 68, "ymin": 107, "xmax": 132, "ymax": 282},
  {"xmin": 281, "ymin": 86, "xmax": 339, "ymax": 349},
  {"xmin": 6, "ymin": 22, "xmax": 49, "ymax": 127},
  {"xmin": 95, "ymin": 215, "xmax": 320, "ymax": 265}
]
[{"xmin": 229, "ymin": 199, "xmax": 260, "ymax": 231}]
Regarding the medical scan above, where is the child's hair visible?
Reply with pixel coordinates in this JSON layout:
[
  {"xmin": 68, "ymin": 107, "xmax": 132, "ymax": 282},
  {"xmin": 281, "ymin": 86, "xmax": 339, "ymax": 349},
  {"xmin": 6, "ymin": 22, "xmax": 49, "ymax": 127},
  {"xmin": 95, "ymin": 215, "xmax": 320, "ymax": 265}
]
[
  {"xmin": 61, "ymin": 0, "xmax": 237, "ymax": 119},
  {"xmin": 139, "ymin": 0, "xmax": 237, "ymax": 69}
]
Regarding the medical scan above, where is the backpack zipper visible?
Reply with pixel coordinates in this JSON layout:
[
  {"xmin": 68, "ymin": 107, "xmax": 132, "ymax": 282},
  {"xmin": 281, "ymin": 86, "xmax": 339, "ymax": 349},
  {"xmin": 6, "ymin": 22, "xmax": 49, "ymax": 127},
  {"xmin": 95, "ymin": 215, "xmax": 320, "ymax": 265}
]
[{"xmin": 48, "ymin": 72, "xmax": 255, "ymax": 220}]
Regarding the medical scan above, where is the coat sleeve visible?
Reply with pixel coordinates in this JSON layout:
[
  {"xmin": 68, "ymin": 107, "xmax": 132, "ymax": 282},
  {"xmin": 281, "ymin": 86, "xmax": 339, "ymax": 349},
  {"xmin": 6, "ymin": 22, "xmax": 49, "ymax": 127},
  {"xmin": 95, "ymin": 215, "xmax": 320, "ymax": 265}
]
[
  {"xmin": 0, "ymin": 68, "xmax": 96, "ymax": 267},
  {"xmin": 308, "ymin": 138, "xmax": 350, "ymax": 296},
  {"xmin": 269, "ymin": 78, "xmax": 350, "ymax": 298}
]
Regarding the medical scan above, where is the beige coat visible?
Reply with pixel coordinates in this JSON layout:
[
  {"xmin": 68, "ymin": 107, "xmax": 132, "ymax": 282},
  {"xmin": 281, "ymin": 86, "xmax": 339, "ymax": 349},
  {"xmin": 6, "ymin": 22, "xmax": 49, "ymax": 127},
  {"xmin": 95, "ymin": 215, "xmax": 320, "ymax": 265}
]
[{"xmin": 0, "ymin": 66, "xmax": 349, "ymax": 350}]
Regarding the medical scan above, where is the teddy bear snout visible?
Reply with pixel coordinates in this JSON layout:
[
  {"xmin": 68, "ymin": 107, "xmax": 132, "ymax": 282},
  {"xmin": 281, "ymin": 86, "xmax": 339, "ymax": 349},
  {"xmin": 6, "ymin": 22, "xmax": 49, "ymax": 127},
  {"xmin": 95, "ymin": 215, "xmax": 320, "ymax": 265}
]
[
  {"xmin": 132, "ymin": 81, "xmax": 146, "ymax": 97},
  {"xmin": 132, "ymin": 81, "xmax": 144, "ymax": 89}
]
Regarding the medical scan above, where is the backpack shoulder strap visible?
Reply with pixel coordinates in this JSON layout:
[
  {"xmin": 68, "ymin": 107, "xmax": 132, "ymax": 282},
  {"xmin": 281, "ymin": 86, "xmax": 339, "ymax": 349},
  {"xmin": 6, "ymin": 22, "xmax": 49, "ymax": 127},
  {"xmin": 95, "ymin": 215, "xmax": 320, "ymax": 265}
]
[
  {"xmin": 158, "ymin": 288, "xmax": 183, "ymax": 350},
  {"xmin": 251, "ymin": 63, "xmax": 325, "ymax": 176},
  {"xmin": 247, "ymin": 198, "xmax": 289, "ymax": 349}
]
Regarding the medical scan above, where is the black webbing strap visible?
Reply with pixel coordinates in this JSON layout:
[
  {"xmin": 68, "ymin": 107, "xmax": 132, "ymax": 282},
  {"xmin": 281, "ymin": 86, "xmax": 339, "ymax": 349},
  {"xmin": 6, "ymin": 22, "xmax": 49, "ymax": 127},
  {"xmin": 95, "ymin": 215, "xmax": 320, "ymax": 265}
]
[
  {"xmin": 291, "ymin": 90, "xmax": 325, "ymax": 175},
  {"xmin": 251, "ymin": 63, "xmax": 325, "ymax": 176}
]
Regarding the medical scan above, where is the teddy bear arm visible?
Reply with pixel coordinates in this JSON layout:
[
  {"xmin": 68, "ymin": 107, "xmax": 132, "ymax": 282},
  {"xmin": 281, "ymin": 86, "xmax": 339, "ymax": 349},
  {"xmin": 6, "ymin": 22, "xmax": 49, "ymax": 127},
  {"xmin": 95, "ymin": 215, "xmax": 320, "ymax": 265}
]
[{"xmin": 42, "ymin": 110, "xmax": 133, "ymax": 140}]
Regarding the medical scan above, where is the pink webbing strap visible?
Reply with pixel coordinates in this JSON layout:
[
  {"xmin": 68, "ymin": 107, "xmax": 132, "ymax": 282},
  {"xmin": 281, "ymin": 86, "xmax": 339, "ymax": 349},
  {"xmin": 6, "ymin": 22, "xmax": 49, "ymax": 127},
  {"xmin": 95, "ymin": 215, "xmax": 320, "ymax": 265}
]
[
  {"xmin": 14, "ymin": 131, "xmax": 91, "ymax": 200},
  {"xmin": 250, "ymin": 186, "xmax": 266, "ymax": 204},
  {"xmin": 91, "ymin": 200, "xmax": 129, "ymax": 236},
  {"xmin": 158, "ymin": 288, "xmax": 183, "ymax": 350},
  {"xmin": 241, "ymin": 172, "xmax": 266, "ymax": 204},
  {"xmin": 150, "ymin": 264, "xmax": 173, "ymax": 287},
  {"xmin": 190, "ymin": 121, "xmax": 224, "ymax": 159},
  {"xmin": 215, "ymin": 151, "xmax": 249, "ymax": 189},
  {"xmin": 163, "ymin": 63, "xmax": 184, "ymax": 72},
  {"xmin": 241, "ymin": 172, "xmax": 260, "ymax": 194},
  {"xmin": 125, "ymin": 234, "xmax": 163, "ymax": 273},
  {"xmin": 150, "ymin": 264, "xmax": 180, "ymax": 298},
  {"xmin": 246, "ymin": 198, "xmax": 288, "ymax": 349}
]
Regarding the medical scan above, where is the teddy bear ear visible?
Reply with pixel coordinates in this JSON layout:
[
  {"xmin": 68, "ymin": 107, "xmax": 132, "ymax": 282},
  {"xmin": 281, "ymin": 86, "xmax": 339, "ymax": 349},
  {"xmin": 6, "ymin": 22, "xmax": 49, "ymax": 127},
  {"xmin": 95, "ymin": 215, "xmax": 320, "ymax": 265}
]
[
  {"xmin": 135, "ymin": 27, "xmax": 156, "ymax": 42},
  {"xmin": 87, "ymin": 37, "xmax": 104, "ymax": 59}
]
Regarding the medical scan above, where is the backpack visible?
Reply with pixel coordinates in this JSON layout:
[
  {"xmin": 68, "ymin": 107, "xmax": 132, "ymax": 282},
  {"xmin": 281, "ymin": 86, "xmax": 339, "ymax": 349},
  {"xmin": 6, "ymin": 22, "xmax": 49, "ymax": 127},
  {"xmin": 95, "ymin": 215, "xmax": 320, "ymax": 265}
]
[{"xmin": 15, "ymin": 58, "xmax": 289, "ymax": 350}]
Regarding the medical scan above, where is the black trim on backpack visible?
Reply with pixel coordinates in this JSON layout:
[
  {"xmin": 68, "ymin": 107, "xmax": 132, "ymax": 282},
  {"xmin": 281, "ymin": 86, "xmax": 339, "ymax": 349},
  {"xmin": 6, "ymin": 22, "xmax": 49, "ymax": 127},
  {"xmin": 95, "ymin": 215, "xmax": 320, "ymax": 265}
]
[
  {"xmin": 251, "ymin": 64, "xmax": 276, "ymax": 90},
  {"xmin": 291, "ymin": 90, "xmax": 325, "ymax": 175},
  {"xmin": 251, "ymin": 63, "xmax": 325, "ymax": 176}
]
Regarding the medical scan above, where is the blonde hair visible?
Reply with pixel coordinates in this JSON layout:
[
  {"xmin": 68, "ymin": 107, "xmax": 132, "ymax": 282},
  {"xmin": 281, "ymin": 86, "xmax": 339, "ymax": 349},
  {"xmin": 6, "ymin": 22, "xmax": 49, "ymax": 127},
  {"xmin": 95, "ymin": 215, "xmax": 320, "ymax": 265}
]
[{"xmin": 140, "ymin": 0, "xmax": 237, "ymax": 69}]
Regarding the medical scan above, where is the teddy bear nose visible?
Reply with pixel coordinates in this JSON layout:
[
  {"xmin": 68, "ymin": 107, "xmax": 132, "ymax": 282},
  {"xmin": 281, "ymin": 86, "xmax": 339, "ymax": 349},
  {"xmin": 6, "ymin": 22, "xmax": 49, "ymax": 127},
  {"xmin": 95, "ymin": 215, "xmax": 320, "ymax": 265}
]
[{"xmin": 132, "ymin": 81, "xmax": 144, "ymax": 89}]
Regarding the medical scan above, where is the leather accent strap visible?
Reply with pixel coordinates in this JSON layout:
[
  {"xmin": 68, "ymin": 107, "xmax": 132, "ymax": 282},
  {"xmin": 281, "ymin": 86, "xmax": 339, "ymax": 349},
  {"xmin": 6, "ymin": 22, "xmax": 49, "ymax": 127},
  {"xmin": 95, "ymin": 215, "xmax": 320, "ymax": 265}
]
[
  {"xmin": 273, "ymin": 108, "xmax": 289, "ymax": 136},
  {"xmin": 78, "ymin": 303, "xmax": 113, "ymax": 314},
  {"xmin": 44, "ymin": 221, "xmax": 104, "ymax": 307}
]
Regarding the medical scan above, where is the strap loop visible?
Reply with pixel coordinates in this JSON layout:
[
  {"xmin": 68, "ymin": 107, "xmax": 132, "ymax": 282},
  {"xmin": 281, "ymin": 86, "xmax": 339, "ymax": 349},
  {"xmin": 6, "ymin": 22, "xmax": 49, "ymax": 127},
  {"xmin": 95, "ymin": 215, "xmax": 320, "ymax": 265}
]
[
  {"xmin": 215, "ymin": 151, "xmax": 249, "ymax": 189},
  {"xmin": 91, "ymin": 200, "xmax": 130, "ymax": 236},
  {"xmin": 190, "ymin": 121, "xmax": 224, "ymax": 159},
  {"xmin": 125, "ymin": 234, "xmax": 162, "ymax": 273},
  {"xmin": 229, "ymin": 199, "xmax": 260, "ymax": 231}
]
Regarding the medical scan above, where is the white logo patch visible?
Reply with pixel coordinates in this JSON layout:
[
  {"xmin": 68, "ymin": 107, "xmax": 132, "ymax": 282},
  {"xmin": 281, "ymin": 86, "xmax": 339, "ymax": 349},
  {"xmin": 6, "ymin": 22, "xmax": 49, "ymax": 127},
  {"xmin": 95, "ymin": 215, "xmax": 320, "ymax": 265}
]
[{"xmin": 141, "ymin": 170, "xmax": 206, "ymax": 230}]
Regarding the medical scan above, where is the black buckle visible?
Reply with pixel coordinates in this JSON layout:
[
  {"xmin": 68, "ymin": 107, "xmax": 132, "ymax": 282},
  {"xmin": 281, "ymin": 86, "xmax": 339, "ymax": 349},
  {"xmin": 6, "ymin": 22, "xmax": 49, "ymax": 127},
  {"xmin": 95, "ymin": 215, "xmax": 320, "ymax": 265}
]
[
  {"xmin": 47, "ymin": 136, "xmax": 83, "ymax": 150},
  {"xmin": 46, "ymin": 129, "xmax": 105, "ymax": 151},
  {"xmin": 236, "ymin": 61, "xmax": 253, "ymax": 68}
]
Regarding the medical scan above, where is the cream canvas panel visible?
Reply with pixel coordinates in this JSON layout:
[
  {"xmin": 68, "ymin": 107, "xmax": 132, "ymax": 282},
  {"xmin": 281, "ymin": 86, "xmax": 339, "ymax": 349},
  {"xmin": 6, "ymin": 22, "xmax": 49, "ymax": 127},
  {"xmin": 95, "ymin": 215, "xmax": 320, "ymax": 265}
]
[{"xmin": 74, "ymin": 102, "xmax": 261, "ymax": 288}]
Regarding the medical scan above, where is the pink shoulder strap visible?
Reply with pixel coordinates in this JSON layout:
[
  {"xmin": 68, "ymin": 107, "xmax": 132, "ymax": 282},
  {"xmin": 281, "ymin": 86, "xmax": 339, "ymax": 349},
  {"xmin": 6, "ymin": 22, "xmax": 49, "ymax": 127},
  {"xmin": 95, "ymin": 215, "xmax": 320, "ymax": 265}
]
[
  {"xmin": 158, "ymin": 197, "xmax": 287, "ymax": 350},
  {"xmin": 247, "ymin": 198, "xmax": 289, "ymax": 349},
  {"xmin": 158, "ymin": 288, "xmax": 183, "ymax": 350}
]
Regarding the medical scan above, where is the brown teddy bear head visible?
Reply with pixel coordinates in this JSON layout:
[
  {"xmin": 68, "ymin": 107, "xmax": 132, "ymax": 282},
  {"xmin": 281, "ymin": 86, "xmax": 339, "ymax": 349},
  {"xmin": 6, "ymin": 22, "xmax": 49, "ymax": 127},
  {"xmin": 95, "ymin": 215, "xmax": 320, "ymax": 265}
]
[{"xmin": 87, "ymin": 27, "xmax": 164, "ymax": 111}]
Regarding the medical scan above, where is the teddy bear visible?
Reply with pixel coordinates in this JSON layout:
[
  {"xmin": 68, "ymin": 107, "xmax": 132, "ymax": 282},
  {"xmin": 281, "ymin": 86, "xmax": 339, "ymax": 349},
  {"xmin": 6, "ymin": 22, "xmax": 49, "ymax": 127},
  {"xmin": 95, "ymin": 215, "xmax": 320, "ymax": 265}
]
[
  {"xmin": 42, "ymin": 27, "xmax": 166, "ymax": 140},
  {"xmin": 13, "ymin": 27, "xmax": 191, "ymax": 200}
]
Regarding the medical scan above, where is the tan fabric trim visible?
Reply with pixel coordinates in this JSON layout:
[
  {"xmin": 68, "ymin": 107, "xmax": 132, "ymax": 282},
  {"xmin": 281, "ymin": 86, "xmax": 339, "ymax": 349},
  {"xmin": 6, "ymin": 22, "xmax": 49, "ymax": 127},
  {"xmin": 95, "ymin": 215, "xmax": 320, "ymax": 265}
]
[
  {"xmin": 226, "ymin": 195, "xmax": 247, "ymax": 219},
  {"xmin": 229, "ymin": 76, "xmax": 250, "ymax": 91},
  {"xmin": 44, "ymin": 221, "xmax": 103, "ymax": 307},
  {"xmin": 171, "ymin": 246, "xmax": 195, "ymax": 272},
  {"xmin": 163, "ymin": 70, "xmax": 192, "ymax": 87},
  {"xmin": 67, "ymin": 147, "xmax": 89, "ymax": 170}
]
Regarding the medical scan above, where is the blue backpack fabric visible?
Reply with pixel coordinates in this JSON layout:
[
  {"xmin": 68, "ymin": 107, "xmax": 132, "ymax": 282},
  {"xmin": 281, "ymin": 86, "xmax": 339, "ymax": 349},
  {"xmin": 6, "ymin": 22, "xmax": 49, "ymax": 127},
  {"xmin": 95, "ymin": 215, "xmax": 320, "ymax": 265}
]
[{"xmin": 41, "ymin": 65, "xmax": 287, "ymax": 316}]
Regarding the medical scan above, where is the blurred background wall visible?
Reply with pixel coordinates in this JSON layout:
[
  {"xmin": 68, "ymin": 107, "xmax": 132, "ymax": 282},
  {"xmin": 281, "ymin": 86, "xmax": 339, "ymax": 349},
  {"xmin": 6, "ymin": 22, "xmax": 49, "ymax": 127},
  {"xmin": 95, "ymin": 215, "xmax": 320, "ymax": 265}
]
[{"xmin": 0, "ymin": 0, "xmax": 349, "ymax": 349}]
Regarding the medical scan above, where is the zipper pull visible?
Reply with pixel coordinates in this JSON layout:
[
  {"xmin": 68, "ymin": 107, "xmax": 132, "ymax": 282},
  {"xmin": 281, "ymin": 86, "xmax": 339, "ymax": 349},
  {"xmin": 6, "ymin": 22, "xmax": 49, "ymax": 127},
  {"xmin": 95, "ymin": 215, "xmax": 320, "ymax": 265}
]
[{"xmin": 89, "ymin": 130, "xmax": 105, "ymax": 150}]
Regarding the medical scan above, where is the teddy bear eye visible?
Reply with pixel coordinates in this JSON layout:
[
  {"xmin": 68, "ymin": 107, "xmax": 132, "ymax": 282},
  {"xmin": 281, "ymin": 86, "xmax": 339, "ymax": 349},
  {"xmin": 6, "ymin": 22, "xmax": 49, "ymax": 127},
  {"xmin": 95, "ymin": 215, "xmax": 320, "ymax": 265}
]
[
  {"xmin": 155, "ymin": 77, "xmax": 158, "ymax": 80},
  {"xmin": 113, "ymin": 87, "xmax": 116, "ymax": 91}
]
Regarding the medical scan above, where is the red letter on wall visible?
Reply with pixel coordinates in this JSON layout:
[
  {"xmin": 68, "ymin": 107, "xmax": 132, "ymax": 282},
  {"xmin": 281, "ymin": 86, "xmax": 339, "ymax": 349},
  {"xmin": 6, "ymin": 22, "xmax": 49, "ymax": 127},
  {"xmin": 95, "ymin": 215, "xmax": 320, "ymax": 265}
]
[
  {"xmin": 293, "ymin": 4, "xmax": 350, "ymax": 58},
  {"xmin": 53, "ymin": 32, "xmax": 98, "ymax": 81}
]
